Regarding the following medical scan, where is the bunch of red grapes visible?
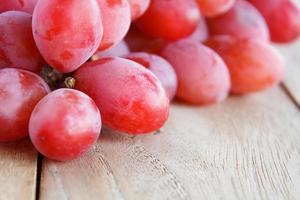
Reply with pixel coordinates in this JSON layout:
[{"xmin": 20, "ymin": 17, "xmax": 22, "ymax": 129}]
[{"xmin": 0, "ymin": 0, "xmax": 299, "ymax": 161}]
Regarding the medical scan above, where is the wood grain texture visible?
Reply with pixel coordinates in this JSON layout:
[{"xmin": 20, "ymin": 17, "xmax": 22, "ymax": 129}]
[
  {"xmin": 39, "ymin": 87, "xmax": 300, "ymax": 200},
  {"xmin": 0, "ymin": 140, "xmax": 37, "ymax": 200}
]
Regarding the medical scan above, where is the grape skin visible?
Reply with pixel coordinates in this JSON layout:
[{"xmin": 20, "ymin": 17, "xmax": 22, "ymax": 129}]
[
  {"xmin": 0, "ymin": 68, "xmax": 50, "ymax": 142},
  {"xmin": 135, "ymin": 0, "xmax": 201, "ymax": 40},
  {"xmin": 74, "ymin": 57, "xmax": 170, "ymax": 134},
  {"xmin": 128, "ymin": 0, "xmax": 150, "ymax": 20},
  {"xmin": 249, "ymin": 0, "xmax": 300, "ymax": 43},
  {"xmin": 160, "ymin": 40, "xmax": 231, "ymax": 105},
  {"xmin": 207, "ymin": 0, "xmax": 270, "ymax": 41},
  {"xmin": 0, "ymin": 11, "xmax": 44, "ymax": 73},
  {"xmin": 185, "ymin": 16, "xmax": 209, "ymax": 42},
  {"xmin": 96, "ymin": 0, "xmax": 131, "ymax": 50},
  {"xmin": 124, "ymin": 52, "xmax": 178, "ymax": 100},
  {"xmin": 32, "ymin": 0, "xmax": 103, "ymax": 73},
  {"xmin": 125, "ymin": 27, "xmax": 167, "ymax": 53},
  {"xmin": 92, "ymin": 40, "xmax": 130, "ymax": 61},
  {"xmin": 29, "ymin": 89, "xmax": 102, "ymax": 161},
  {"xmin": 0, "ymin": 0, "xmax": 38, "ymax": 14},
  {"xmin": 205, "ymin": 36, "xmax": 285, "ymax": 94},
  {"xmin": 197, "ymin": 0, "xmax": 236, "ymax": 17}
]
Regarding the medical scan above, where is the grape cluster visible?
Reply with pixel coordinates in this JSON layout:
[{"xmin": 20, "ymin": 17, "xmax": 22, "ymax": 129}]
[{"xmin": 0, "ymin": 0, "xmax": 299, "ymax": 161}]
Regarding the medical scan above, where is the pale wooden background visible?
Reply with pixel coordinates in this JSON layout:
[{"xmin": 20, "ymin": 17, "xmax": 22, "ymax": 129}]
[{"xmin": 2, "ymin": 17, "xmax": 300, "ymax": 200}]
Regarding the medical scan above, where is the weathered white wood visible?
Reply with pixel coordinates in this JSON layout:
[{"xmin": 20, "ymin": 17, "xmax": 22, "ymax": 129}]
[
  {"xmin": 40, "ymin": 87, "xmax": 300, "ymax": 200},
  {"xmin": 0, "ymin": 140, "xmax": 37, "ymax": 200},
  {"xmin": 276, "ymin": 40, "xmax": 300, "ymax": 107},
  {"xmin": 276, "ymin": 0, "xmax": 300, "ymax": 106}
]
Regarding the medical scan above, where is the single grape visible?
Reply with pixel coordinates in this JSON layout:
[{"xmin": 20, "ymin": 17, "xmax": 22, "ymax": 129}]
[
  {"xmin": 205, "ymin": 36, "xmax": 285, "ymax": 94},
  {"xmin": 0, "ymin": 68, "xmax": 50, "ymax": 142},
  {"xmin": 197, "ymin": 0, "xmax": 235, "ymax": 17},
  {"xmin": 249, "ymin": 0, "xmax": 300, "ymax": 43},
  {"xmin": 32, "ymin": 0, "xmax": 103, "ymax": 73},
  {"xmin": 185, "ymin": 16, "xmax": 209, "ymax": 42},
  {"xmin": 0, "ymin": 11, "xmax": 44, "ymax": 73},
  {"xmin": 96, "ymin": 0, "xmax": 131, "ymax": 50},
  {"xmin": 207, "ymin": 0, "xmax": 270, "ymax": 41},
  {"xmin": 124, "ymin": 52, "xmax": 178, "ymax": 100},
  {"xmin": 128, "ymin": 0, "xmax": 150, "ymax": 20},
  {"xmin": 160, "ymin": 40, "xmax": 230, "ymax": 105},
  {"xmin": 29, "ymin": 89, "xmax": 101, "ymax": 161},
  {"xmin": 0, "ymin": 0, "xmax": 38, "ymax": 14},
  {"xmin": 135, "ymin": 0, "xmax": 201, "ymax": 40},
  {"xmin": 74, "ymin": 57, "xmax": 170, "ymax": 134},
  {"xmin": 91, "ymin": 40, "xmax": 130, "ymax": 61},
  {"xmin": 125, "ymin": 27, "xmax": 167, "ymax": 53}
]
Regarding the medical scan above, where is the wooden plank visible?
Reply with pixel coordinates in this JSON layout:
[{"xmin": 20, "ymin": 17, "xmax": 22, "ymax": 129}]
[
  {"xmin": 276, "ymin": 41, "xmax": 300, "ymax": 107},
  {"xmin": 40, "ymin": 87, "xmax": 300, "ymax": 200},
  {"xmin": 276, "ymin": 0, "xmax": 300, "ymax": 106},
  {"xmin": 0, "ymin": 140, "xmax": 38, "ymax": 200}
]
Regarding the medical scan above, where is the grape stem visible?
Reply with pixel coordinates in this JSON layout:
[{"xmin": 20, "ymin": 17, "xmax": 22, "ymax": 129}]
[
  {"xmin": 40, "ymin": 65, "xmax": 76, "ymax": 90},
  {"xmin": 64, "ymin": 77, "xmax": 76, "ymax": 89}
]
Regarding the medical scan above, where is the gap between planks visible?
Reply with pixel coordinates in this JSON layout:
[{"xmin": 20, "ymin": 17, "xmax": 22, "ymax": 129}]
[
  {"xmin": 35, "ymin": 154, "xmax": 43, "ymax": 200},
  {"xmin": 281, "ymin": 84, "xmax": 300, "ymax": 111}
]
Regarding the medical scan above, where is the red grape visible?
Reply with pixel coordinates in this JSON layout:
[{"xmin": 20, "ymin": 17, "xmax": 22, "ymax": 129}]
[
  {"xmin": 0, "ymin": 0, "xmax": 38, "ymax": 14},
  {"xmin": 0, "ymin": 68, "xmax": 50, "ymax": 142},
  {"xmin": 197, "ymin": 0, "xmax": 235, "ymax": 17},
  {"xmin": 96, "ymin": 0, "xmax": 131, "ymax": 50},
  {"xmin": 160, "ymin": 40, "xmax": 230, "ymax": 105},
  {"xmin": 32, "ymin": 0, "xmax": 103, "ymax": 73},
  {"xmin": 185, "ymin": 16, "xmax": 209, "ymax": 42},
  {"xmin": 249, "ymin": 0, "xmax": 300, "ymax": 43},
  {"xmin": 0, "ymin": 11, "xmax": 44, "ymax": 73},
  {"xmin": 135, "ymin": 0, "xmax": 201, "ymax": 40},
  {"xmin": 205, "ymin": 36, "xmax": 285, "ymax": 94},
  {"xmin": 74, "ymin": 57, "xmax": 169, "ymax": 134},
  {"xmin": 29, "ymin": 89, "xmax": 101, "ymax": 161},
  {"xmin": 92, "ymin": 40, "xmax": 130, "ymax": 61},
  {"xmin": 124, "ymin": 52, "xmax": 178, "ymax": 100},
  {"xmin": 125, "ymin": 27, "xmax": 167, "ymax": 53},
  {"xmin": 207, "ymin": 0, "xmax": 270, "ymax": 41},
  {"xmin": 128, "ymin": 0, "xmax": 150, "ymax": 20}
]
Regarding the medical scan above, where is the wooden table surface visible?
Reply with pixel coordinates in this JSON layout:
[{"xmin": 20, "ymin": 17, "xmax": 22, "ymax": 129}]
[{"xmin": 1, "ymin": 40, "xmax": 300, "ymax": 200}]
